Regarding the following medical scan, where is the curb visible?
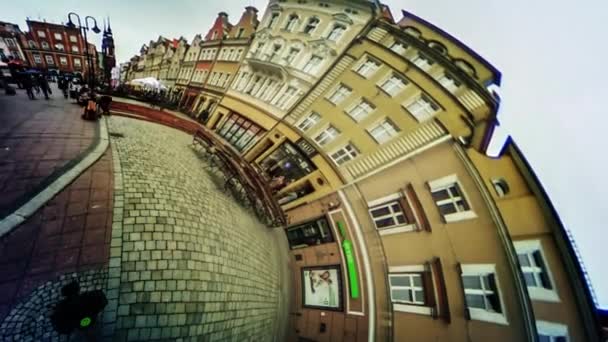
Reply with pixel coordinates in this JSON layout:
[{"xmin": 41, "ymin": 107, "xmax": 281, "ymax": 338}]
[{"xmin": 0, "ymin": 117, "xmax": 110, "ymax": 238}]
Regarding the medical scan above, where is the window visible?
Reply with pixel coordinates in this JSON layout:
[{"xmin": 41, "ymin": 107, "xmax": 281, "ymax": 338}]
[
  {"xmin": 355, "ymin": 58, "xmax": 380, "ymax": 78},
  {"xmin": 390, "ymin": 42, "xmax": 408, "ymax": 55},
  {"xmin": 55, "ymin": 43, "xmax": 64, "ymax": 51},
  {"xmin": 275, "ymin": 86, "xmax": 298, "ymax": 109},
  {"xmin": 297, "ymin": 112, "xmax": 321, "ymax": 131},
  {"xmin": 492, "ymin": 179, "xmax": 510, "ymax": 197},
  {"xmin": 369, "ymin": 119, "xmax": 399, "ymax": 144},
  {"xmin": 59, "ymin": 56, "xmax": 67, "ymax": 65},
  {"xmin": 41, "ymin": 41, "xmax": 50, "ymax": 49},
  {"xmin": 28, "ymin": 40, "xmax": 37, "ymax": 48},
  {"xmin": 260, "ymin": 142, "xmax": 316, "ymax": 189},
  {"xmin": 330, "ymin": 143, "xmax": 359, "ymax": 165},
  {"xmin": 437, "ymin": 73, "xmax": 461, "ymax": 93},
  {"xmin": 54, "ymin": 33, "xmax": 62, "ymax": 40},
  {"xmin": 314, "ymin": 125, "xmax": 340, "ymax": 146},
  {"xmin": 404, "ymin": 26, "xmax": 422, "ymax": 38},
  {"xmin": 236, "ymin": 28, "xmax": 245, "ymax": 38},
  {"xmin": 429, "ymin": 175, "xmax": 476, "ymax": 222},
  {"xmin": 45, "ymin": 55, "xmax": 54, "ymax": 65},
  {"xmin": 302, "ymin": 55, "xmax": 322, "ymax": 73},
  {"xmin": 33, "ymin": 54, "xmax": 42, "ymax": 64},
  {"xmin": 303, "ymin": 17, "xmax": 320, "ymax": 34},
  {"xmin": 347, "ymin": 99, "xmax": 374, "ymax": 122},
  {"xmin": 369, "ymin": 201, "xmax": 408, "ymax": 229},
  {"xmin": 69, "ymin": 35, "xmax": 77, "ymax": 43},
  {"xmin": 71, "ymin": 45, "xmax": 79, "ymax": 53},
  {"xmin": 514, "ymin": 240, "xmax": 559, "ymax": 302},
  {"xmin": 404, "ymin": 94, "xmax": 440, "ymax": 122},
  {"xmin": 327, "ymin": 24, "xmax": 346, "ymax": 42},
  {"xmin": 217, "ymin": 112, "xmax": 266, "ymax": 153},
  {"xmin": 461, "ymin": 264, "xmax": 507, "ymax": 325},
  {"xmin": 537, "ymin": 321, "xmax": 569, "ymax": 342},
  {"xmin": 286, "ymin": 217, "xmax": 334, "ymax": 249},
  {"xmin": 6, "ymin": 39, "xmax": 16, "ymax": 47},
  {"xmin": 389, "ymin": 273, "xmax": 425, "ymax": 304},
  {"xmin": 269, "ymin": 44, "xmax": 282, "ymax": 61},
  {"xmin": 380, "ymin": 74, "xmax": 408, "ymax": 96},
  {"xmin": 285, "ymin": 48, "xmax": 300, "ymax": 63},
  {"xmin": 285, "ymin": 14, "xmax": 299, "ymax": 32},
  {"xmin": 268, "ymin": 13, "xmax": 280, "ymax": 29},
  {"xmin": 413, "ymin": 54, "xmax": 435, "ymax": 71},
  {"xmin": 327, "ymin": 84, "xmax": 351, "ymax": 105},
  {"xmin": 37, "ymin": 30, "xmax": 46, "ymax": 38}
]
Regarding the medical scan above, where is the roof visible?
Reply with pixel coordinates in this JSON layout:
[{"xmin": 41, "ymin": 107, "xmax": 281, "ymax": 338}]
[{"xmin": 400, "ymin": 10, "xmax": 502, "ymax": 86}]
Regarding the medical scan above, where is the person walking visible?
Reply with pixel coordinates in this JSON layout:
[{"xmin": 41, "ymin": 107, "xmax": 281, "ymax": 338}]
[
  {"xmin": 37, "ymin": 74, "xmax": 51, "ymax": 100},
  {"xmin": 22, "ymin": 74, "xmax": 35, "ymax": 100}
]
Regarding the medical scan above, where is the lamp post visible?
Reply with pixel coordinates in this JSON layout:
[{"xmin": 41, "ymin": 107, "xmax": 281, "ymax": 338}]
[{"xmin": 66, "ymin": 12, "xmax": 100, "ymax": 90}]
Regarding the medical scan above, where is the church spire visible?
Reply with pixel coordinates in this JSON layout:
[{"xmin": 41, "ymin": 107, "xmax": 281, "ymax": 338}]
[{"xmin": 107, "ymin": 16, "xmax": 112, "ymax": 34}]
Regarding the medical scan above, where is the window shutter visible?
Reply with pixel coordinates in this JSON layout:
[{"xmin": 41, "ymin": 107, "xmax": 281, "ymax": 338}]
[
  {"xmin": 422, "ymin": 266, "xmax": 436, "ymax": 309},
  {"xmin": 405, "ymin": 184, "xmax": 431, "ymax": 231},
  {"xmin": 431, "ymin": 258, "xmax": 451, "ymax": 323},
  {"xmin": 533, "ymin": 250, "xmax": 552, "ymax": 289},
  {"xmin": 486, "ymin": 274, "xmax": 502, "ymax": 313}
]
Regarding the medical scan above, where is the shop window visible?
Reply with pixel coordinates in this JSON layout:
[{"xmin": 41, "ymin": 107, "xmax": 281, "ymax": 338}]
[
  {"xmin": 277, "ymin": 180, "xmax": 315, "ymax": 205},
  {"xmin": 260, "ymin": 142, "xmax": 316, "ymax": 192},
  {"xmin": 217, "ymin": 112, "xmax": 266, "ymax": 152},
  {"xmin": 285, "ymin": 217, "xmax": 334, "ymax": 249},
  {"xmin": 460, "ymin": 264, "xmax": 507, "ymax": 325}
]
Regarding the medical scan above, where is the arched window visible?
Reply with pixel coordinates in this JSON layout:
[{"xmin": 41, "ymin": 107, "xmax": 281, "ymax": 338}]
[
  {"xmin": 492, "ymin": 179, "xmax": 510, "ymax": 197},
  {"xmin": 429, "ymin": 41, "xmax": 448, "ymax": 55},
  {"xmin": 403, "ymin": 26, "xmax": 422, "ymax": 38},
  {"xmin": 303, "ymin": 17, "xmax": 320, "ymax": 34},
  {"xmin": 285, "ymin": 15, "xmax": 299, "ymax": 32},
  {"xmin": 268, "ymin": 13, "xmax": 280, "ymax": 29},
  {"xmin": 455, "ymin": 59, "xmax": 477, "ymax": 77},
  {"xmin": 327, "ymin": 24, "xmax": 346, "ymax": 42},
  {"xmin": 28, "ymin": 40, "xmax": 36, "ymax": 49}
]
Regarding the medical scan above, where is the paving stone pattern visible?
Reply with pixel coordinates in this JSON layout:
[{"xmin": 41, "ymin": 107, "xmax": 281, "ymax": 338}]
[{"xmin": 107, "ymin": 117, "xmax": 289, "ymax": 341}]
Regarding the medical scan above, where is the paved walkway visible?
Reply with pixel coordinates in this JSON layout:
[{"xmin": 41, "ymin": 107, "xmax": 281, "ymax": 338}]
[{"xmin": 0, "ymin": 85, "xmax": 98, "ymax": 219}]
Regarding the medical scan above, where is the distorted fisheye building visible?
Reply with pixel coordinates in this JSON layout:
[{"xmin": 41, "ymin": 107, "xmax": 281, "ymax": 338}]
[{"xmin": 115, "ymin": 1, "xmax": 602, "ymax": 341}]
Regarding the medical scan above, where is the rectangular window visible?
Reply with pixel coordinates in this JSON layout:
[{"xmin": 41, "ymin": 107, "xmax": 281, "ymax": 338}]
[
  {"xmin": 302, "ymin": 55, "xmax": 322, "ymax": 73},
  {"xmin": 437, "ymin": 73, "xmax": 461, "ymax": 93},
  {"xmin": 429, "ymin": 175, "xmax": 476, "ymax": 222},
  {"xmin": 413, "ymin": 54, "xmax": 435, "ymax": 71},
  {"xmin": 355, "ymin": 58, "xmax": 380, "ymax": 78},
  {"xmin": 389, "ymin": 273, "xmax": 425, "ymax": 305},
  {"xmin": 41, "ymin": 42, "xmax": 49, "ymax": 49},
  {"xmin": 514, "ymin": 240, "xmax": 559, "ymax": 302},
  {"xmin": 217, "ymin": 112, "xmax": 266, "ymax": 153},
  {"xmin": 369, "ymin": 201, "xmax": 408, "ymax": 229},
  {"xmin": 69, "ymin": 35, "xmax": 77, "ymax": 43},
  {"xmin": 37, "ymin": 30, "xmax": 46, "ymax": 38},
  {"xmin": 347, "ymin": 99, "xmax": 374, "ymax": 122},
  {"xmin": 275, "ymin": 86, "xmax": 297, "ymax": 109},
  {"xmin": 537, "ymin": 321, "xmax": 569, "ymax": 342},
  {"xmin": 74, "ymin": 58, "xmax": 81, "ymax": 67},
  {"xmin": 45, "ymin": 55, "xmax": 54, "ymax": 65},
  {"xmin": 59, "ymin": 56, "xmax": 67, "ymax": 65},
  {"xmin": 314, "ymin": 125, "xmax": 340, "ymax": 146},
  {"xmin": 260, "ymin": 141, "xmax": 316, "ymax": 188},
  {"xmin": 330, "ymin": 143, "xmax": 359, "ymax": 165},
  {"xmin": 33, "ymin": 54, "xmax": 42, "ymax": 64},
  {"xmin": 369, "ymin": 119, "xmax": 399, "ymax": 144},
  {"xmin": 327, "ymin": 84, "xmax": 351, "ymax": 105},
  {"xmin": 268, "ymin": 13, "xmax": 280, "ymax": 29},
  {"xmin": 404, "ymin": 94, "xmax": 440, "ymax": 122},
  {"xmin": 297, "ymin": 112, "xmax": 321, "ymax": 131},
  {"xmin": 71, "ymin": 45, "xmax": 79, "ymax": 53},
  {"xmin": 285, "ymin": 48, "xmax": 300, "ymax": 64},
  {"xmin": 390, "ymin": 41, "xmax": 408, "ymax": 55},
  {"xmin": 461, "ymin": 264, "xmax": 507, "ymax": 325},
  {"xmin": 380, "ymin": 74, "xmax": 408, "ymax": 96},
  {"xmin": 54, "ymin": 33, "xmax": 62, "ymax": 40},
  {"xmin": 286, "ymin": 217, "xmax": 334, "ymax": 249}
]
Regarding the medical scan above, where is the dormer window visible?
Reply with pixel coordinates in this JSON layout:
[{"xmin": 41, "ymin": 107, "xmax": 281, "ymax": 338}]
[{"xmin": 303, "ymin": 17, "xmax": 320, "ymax": 34}]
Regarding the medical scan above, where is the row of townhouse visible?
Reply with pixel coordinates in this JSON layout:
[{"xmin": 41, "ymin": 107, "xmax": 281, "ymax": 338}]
[{"xmin": 121, "ymin": 1, "xmax": 602, "ymax": 341}]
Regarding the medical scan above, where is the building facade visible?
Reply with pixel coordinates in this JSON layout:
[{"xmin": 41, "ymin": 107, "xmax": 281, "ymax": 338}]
[
  {"xmin": 18, "ymin": 20, "xmax": 97, "ymax": 77},
  {"xmin": 0, "ymin": 21, "xmax": 26, "ymax": 63}
]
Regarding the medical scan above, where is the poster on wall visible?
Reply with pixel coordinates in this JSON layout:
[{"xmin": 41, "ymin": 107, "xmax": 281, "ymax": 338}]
[{"xmin": 302, "ymin": 265, "xmax": 343, "ymax": 311}]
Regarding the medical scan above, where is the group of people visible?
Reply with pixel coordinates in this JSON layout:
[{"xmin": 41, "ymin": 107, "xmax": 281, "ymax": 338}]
[{"xmin": 19, "ymin": 73, "xmax": 52, "ymax": 100}]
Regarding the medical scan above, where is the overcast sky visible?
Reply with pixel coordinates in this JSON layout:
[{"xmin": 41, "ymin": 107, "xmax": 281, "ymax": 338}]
[{"xmin": 4, "ymin": 0, "xmax": 607, "ymax": 308}]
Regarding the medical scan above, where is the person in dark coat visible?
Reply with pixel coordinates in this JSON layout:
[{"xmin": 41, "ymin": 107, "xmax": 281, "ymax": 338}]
[
  {"xmin": 21, "ymin": 74, "xmax": 35, "ymax": 100},
  {"xmin": 37, "ymin": 74, "xmax": 51, "ymax": 100}
]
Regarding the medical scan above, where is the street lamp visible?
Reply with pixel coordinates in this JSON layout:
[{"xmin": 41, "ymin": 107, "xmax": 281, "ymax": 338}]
[{"xmin": 67, "ymin": 12, "xmax": 101, "ymax": 90}]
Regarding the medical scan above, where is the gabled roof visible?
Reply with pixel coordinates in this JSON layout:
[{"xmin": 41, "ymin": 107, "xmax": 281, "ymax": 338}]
[{"xmin": 204, "ymin": 12, "xmax": 233, "ymax": 41}]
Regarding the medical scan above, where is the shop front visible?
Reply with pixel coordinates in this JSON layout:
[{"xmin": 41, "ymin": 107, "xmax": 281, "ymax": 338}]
[{"xmin": 216, "ymin": 111, "xmax": 266, "ymax": 153}]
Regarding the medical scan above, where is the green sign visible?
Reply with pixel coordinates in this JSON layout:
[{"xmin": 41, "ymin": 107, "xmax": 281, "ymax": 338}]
[
  {"xmin": 80, "ymin": 316, "xmax": 92, "ymax": 328},
  {"xmin": 337, "ymin": 221, "xmax": 360, "ymax": 299}
]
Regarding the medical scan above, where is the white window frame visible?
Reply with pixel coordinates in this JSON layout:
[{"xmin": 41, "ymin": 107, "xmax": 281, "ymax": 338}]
[
  {"xmin": 55, "ymin": 43, "xmax": 65, "ymax": 51},
  {"xmin": 303, "ymin": 17, "xmax": 320, "ymax": 34},
  {"xmin": 346, "ymin": 99, "xmax": 375, "ymax": 122},
  {"xmin": 460, "ymin": 264, "xmax": 508, "ymax": 325},
  {"xmin": 368, "ymin": 118, "xmax": 399, "ymax": 144},
  {"xmin": 437, "ymin": 73, "xmax": 461, "ymax": 93},
  {"xmin": 403, "ymin": 94, "xmax": 440, "ymax": 122},
  {"xmin": 268, "ymin": 13, "xmax": 280, "ymax": 29},
  {"xmin": 73, "ymin": 58, "xmax": 81, "ymax": 67},
  {"xmin": 41, "ymin": 41, "xmax": 49, "ymax": 49},
  {"xmin": 379, "ymin": 73, "xmax": 408, "ymax": 97},
  {"xmin": 54, "ymin": 33, "xmax": 62, "ymax": 40},
  {"xmin": 37, "ymin": 30, "xmax": 46, "ymax": 38},
  {"xmin": 45, "ymin": 55, "xmax": 54, "ymax": 65},
  {"xmin": 71, "ymin": 45, "xmax": 79, "ymax": 53},
  {"xmin": 33, "ymin": 54, "xmax": 42, "ymax": 64},
  {"xmin": 413, "ymin": 54, "xmax": 434, "ymax": 71},
  {"xmin": 390, "ymin": 41, "xmax": 408, "ymax": 55},
  {"xmin": 330, "ymin": 143, "xmax": 359, "ymax": 166},
  {"xmin": 69, "ymin": 35, "xmax": 78, "ymax": 43},
  {"xmin": 388, "ymin": 265, "xmax": 433, "ymax": 316},
  {"xmin": 368, "ymin": 200, "xmax": 410, "ymax": 231},
  {"xmin": 327, "ymin": 84, "xmax": 351, "ymax": 105},
  {"xmin": 285, "ymin": 15, "xmax": 299, "ymax": 32},
  {"xmin": 285, "ymin": 47, "xmax": 300, "ymax": 64},
  {"xmin": 536, "ymin": 321, "xmax": 569, "ymax": 342},
  {"xmin": 514, "ymin": 240, "xmax": 560, "ymax": 302},
  {"xmin": 275, "ymin": 86, "xmax": 298, "ymax": 109},
  {"xmin": 354, "ymin": 57, "xmax": 380, "ymax": 78},
  {"xmin": 59, "ymin": 56, "xmax": 68, "ymax": 65},
  {"xmin": 314, "ymin": 125, "xmax": 340, "ymax": 146},
  {"xmin": 297, "ymin": 112, "xmax": 321, "ymax": 132},
  {"xmin": 428, "ymin": 174, "xmax": 477, "ymax": 222},
  {"xmin": 327, "ymin": 24, "xmax": 346, "ymax": 42},
  {"xmin": 302, "ymin": 55, "xmax": 322, "ymax": 74}
]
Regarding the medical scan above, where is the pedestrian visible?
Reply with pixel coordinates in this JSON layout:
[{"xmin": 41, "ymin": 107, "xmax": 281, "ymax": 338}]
[
  {"xmin": 37, "ymin": 74, "xmax": 51, "ymax": 100},
  {"xmin": 22, "ymin": 73, "xmax": 35, "ymax": 100},
  {"xmin": 58, "ymin": 76, "xmax": 69, "ymax": 99}
]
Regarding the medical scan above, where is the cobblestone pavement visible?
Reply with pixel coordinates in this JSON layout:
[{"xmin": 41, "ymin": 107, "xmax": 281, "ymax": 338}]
[
  {"xmin": 0, "ymin": 147, "xmax": 113, "ymax": 340},
  {"xmin": 106, "ymin": 116, "xmax": 290, "ymax": 341},
  {"xmin": 0, "ymin": 85, "xmax": 98, "ymax": 218}
]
